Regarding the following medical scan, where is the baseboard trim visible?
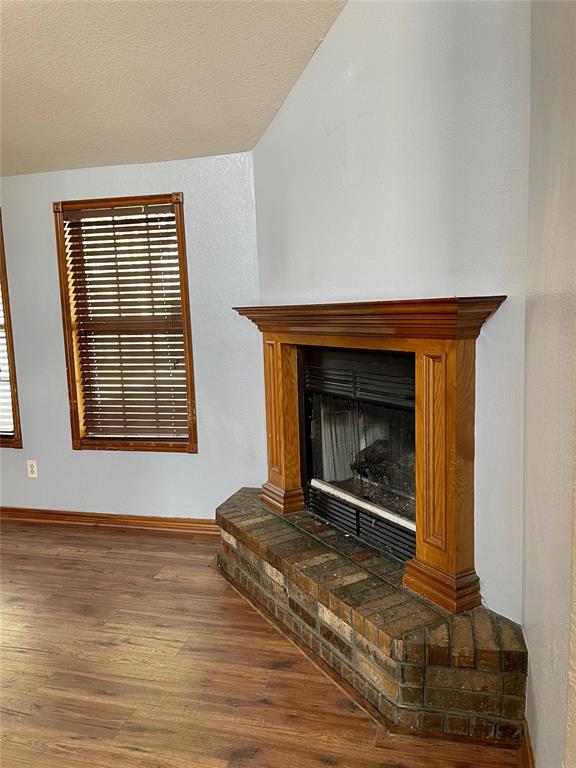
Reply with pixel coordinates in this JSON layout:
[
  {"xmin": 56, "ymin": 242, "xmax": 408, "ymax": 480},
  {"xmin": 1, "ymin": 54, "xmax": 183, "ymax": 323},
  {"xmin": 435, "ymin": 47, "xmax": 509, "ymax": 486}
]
[
  {"xmin": 518, "ymin": 726, "xmax": 534, "ymax": 768},
  {"xmin": 0, "ymin": 506, "xmax": 219, "ymax": 535}
]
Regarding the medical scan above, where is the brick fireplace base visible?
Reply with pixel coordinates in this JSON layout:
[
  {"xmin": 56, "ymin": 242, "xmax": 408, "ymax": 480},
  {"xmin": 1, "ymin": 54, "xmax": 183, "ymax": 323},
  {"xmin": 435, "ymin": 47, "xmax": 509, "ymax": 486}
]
[{"xmin": 216, "ymin": 488, "xmax": 527, "ymax": 743}]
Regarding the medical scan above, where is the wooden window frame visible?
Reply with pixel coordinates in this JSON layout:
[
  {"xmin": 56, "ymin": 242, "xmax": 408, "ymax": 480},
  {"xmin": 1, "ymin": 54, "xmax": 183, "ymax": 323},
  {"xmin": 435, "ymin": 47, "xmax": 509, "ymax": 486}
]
[
  {"xmin": 0, "ymin": 209, "xmax": 23, "ymax": 448},
  {"xmin": 53, "ymin": 192, "xmax": 198, "ymax": 453}
]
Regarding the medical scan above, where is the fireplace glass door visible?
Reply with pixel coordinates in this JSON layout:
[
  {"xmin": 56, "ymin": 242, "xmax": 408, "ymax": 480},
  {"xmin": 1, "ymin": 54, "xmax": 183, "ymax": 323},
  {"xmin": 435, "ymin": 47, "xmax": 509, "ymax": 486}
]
[
  {"xmin": 300, "ymin": 347, "xmax": 416, "ymax": 559},
  {"xmin": 309, "ymin": 393, "xmax": 415, "ymax": 522}
]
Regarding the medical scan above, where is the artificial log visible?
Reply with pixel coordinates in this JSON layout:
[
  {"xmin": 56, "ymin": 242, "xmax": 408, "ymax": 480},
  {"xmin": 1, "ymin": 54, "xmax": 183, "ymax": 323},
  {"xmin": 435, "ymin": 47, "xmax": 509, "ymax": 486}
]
[{"xmin": 352, "ymin": 441, "xmax": 415, "ymax": 489}]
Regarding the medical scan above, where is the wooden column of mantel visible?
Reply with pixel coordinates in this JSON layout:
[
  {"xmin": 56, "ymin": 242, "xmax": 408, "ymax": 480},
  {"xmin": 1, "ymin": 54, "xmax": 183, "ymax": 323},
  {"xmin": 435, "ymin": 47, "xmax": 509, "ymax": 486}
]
[
  {"xmin": 261, "ymin": 339, "xmax": 305, "ymax": 513},
  {"xmin": 235, "ymin": 296, "xmax": 506, "ymax": 614}
]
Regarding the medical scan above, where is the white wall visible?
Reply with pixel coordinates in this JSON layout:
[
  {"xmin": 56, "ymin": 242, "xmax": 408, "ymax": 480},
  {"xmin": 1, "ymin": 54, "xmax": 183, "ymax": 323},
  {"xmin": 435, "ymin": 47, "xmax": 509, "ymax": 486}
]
[
  {"xmin": 0, "ymin": 153, "xmax": 266, "ymax": 518},
  {"xmin": 253, "ymin": 0, "xmax": 531, "ymax": 622},
  {"xmin": 523, "ymin": 4, "xmax": 576, "ymax": 767}
]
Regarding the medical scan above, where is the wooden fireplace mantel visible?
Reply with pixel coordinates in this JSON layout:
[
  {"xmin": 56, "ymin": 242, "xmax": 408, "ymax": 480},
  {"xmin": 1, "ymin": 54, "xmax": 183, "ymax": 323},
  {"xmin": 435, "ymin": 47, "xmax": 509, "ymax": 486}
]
[{"xmin": 235, "ymin": 296, "xmax": 506, "ymax": 613}]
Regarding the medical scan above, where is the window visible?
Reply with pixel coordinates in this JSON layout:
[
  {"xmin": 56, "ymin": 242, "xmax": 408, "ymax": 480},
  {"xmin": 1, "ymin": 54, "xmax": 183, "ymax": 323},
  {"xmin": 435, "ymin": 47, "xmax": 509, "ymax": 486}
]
[
  {"xmin": 53, "ymin": 193, "xmax": 197, "ymax": 452},
  {"xmin": 0, "ymin": 209, "xmax": 22, "ymax": 448}
]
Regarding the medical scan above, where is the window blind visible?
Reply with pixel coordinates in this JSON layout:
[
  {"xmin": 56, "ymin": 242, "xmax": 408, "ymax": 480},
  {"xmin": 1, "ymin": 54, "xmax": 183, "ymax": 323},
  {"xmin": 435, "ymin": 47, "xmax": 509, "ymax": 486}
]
[
  {"xmin": 54, "ymin": 193, "xmax": 197, "ymax": 452},
  {"xmin": 0, "ymin": 209, "xmax": 22, "ymax": 447},
  {"xmin": 0, "ymin": 277, "xmax": 15, "ymax": 435}
]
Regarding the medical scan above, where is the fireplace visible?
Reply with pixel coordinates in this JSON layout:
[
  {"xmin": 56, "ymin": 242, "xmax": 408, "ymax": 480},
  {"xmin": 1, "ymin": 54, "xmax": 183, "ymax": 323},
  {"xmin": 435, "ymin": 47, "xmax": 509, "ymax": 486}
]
[
  {"xmin": 233, "ymin": 296, "xmax": 507, "ymax": 613},
  {"xmin": 300, "ymin": 346, "xmax": 417, "ymax": 561},
  {"xmin": 217, "ymin": 297, "xmax": 529, "ymax": 744}
]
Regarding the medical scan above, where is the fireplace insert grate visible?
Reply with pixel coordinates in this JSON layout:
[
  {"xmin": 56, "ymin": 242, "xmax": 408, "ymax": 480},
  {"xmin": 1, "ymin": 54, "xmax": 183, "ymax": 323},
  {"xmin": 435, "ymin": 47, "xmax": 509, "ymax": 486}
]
[{"xmin": 308, "ymin": 484, "xmax": 416, "ymax": 562}]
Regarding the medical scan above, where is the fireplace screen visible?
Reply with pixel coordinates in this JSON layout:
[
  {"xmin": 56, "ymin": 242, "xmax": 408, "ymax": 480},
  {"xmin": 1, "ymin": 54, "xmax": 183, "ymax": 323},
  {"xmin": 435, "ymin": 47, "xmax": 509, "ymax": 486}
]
[
  {"xmin": 308, "ymin": 393, "xmax": 415, "ymax": 523},
  {"xmin": 301, "ymin": 347, "xmax": 416, "ymax": 552}
]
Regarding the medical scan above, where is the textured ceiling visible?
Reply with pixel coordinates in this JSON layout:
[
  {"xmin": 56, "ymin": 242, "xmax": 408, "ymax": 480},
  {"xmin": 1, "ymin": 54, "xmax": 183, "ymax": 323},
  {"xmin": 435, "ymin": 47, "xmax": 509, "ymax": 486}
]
[{"xmin": 0, "ymin": 0, "xmax": 346, "ymax": 176}]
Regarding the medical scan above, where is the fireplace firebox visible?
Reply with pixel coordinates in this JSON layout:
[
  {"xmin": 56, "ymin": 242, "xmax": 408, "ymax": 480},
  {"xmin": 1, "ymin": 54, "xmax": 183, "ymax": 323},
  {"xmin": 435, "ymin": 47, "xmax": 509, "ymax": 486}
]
[{"xmin": 300, "ymin": 347, "xmax": 417, "ymax": 561}]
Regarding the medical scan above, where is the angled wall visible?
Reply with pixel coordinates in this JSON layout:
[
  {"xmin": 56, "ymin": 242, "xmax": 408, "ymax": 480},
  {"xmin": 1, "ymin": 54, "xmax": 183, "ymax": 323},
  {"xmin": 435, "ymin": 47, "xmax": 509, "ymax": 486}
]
[
  {"xmin": 253, "ymin": 0, "xmax": 531, "ymax": 623},
  {"xmin": 523, "ymin": 3, "xmax": 576, "ymax": 766}
]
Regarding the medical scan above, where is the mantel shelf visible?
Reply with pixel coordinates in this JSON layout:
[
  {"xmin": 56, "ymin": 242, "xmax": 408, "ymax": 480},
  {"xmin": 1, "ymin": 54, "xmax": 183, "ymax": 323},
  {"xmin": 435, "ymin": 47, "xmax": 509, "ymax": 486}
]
[{"xmin": 235, "ymin": 295, "xmax": 506, "ymax": 340}]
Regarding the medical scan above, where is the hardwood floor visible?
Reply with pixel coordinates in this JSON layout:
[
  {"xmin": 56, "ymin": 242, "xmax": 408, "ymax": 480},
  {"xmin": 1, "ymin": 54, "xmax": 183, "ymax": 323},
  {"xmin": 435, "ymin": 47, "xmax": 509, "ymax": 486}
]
[{"xmin": 0, "ymin": 521, "xmax": 522, "ymax": 767}]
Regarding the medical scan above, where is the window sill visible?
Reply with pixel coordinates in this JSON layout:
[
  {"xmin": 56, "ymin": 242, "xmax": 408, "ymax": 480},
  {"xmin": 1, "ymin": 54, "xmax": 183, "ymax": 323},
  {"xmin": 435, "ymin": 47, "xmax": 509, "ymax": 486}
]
[
  {"xmin": 72, "ymin": 437, "xmax": 197, "ymax": 454},
  {"xmin": 0, "ymin": 435, "xmax": 23, "ymax": 448}
]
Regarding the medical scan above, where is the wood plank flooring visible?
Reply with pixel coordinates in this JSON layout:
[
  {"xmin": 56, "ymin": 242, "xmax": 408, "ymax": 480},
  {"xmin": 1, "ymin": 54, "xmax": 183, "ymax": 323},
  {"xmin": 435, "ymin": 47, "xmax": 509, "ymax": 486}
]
[{"xmin": 0, "ymin": 521, "xmax": 522, "ymax": 767}]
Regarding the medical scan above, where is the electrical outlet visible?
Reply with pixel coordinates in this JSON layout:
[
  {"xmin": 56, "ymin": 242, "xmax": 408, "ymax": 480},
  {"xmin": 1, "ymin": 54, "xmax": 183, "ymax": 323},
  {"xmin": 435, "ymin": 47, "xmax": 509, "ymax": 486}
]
[{"xmin": 26, "ymin": 459, "xmax": 38, "ymax": 479}]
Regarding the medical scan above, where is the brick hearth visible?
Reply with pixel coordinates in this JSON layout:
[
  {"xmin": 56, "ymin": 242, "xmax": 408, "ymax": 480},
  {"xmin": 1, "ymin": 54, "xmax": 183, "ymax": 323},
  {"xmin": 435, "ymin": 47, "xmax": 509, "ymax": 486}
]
[{"xmin": 216, "ymin": 488, "xmax": 527, "ymax": 743}]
